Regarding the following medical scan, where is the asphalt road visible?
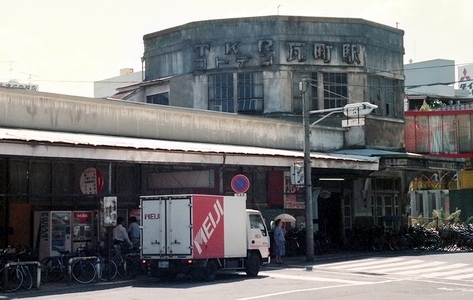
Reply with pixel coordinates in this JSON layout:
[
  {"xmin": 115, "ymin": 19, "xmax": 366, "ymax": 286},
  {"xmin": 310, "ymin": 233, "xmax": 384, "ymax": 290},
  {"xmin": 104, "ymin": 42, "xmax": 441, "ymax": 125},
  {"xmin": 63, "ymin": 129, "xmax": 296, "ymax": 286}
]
[{"xmin": 4, "ymin": 250, "xmax": 473, "ymax": 300}]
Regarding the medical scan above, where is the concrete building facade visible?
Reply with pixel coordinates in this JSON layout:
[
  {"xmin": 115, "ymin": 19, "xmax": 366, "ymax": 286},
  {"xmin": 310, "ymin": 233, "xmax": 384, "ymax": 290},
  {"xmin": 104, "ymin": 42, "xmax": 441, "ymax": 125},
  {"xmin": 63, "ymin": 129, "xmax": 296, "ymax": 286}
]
[{"xmin": 0, "ymin": 16, "xmax": 464, "ymax": 252}]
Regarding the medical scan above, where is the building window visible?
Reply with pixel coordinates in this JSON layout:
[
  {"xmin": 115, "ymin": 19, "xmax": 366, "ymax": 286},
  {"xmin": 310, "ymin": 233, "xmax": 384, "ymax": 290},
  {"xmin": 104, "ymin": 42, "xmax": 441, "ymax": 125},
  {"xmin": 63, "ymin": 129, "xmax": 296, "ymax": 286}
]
[
  {"xmin": 208, "ymin": 73, "xmax": 234, "ymax": 112},
  {"xmin": 368, "ymin": 76, "xmax": 401, "ymax": 118},
  {"xmin": 237, "ymin": 72, "xmax": 263, "ymax": 113},
  {"xmin": 147, "ymin": 92, "xmax": 169, "ymax": 105},
  {"xmin": 458, "ymin": 114, "xmax": 473, "ymax": 153},
  {"xmin": 310, "ymin": 73, "xmax": 319, "ymax": 111},
  {"xmin": 323, "ymin": 73, "xmax": 347, "ymax": 109}
]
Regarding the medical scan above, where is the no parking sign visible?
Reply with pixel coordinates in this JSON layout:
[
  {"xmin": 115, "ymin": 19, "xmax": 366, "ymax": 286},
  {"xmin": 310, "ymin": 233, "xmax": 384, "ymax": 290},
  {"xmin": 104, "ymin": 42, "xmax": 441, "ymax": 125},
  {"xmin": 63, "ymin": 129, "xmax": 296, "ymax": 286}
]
[{"xmin": 231, "ymin": 174, "xmax": 250, "ymax": 193}]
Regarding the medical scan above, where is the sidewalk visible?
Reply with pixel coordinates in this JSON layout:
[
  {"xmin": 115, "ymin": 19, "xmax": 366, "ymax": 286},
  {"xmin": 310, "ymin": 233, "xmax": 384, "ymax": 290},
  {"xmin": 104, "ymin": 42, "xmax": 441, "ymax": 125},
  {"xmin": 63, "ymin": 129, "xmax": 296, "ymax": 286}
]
[{"xmin": 5, "ymin": 250, "xmax": 376, "ymax": 298}]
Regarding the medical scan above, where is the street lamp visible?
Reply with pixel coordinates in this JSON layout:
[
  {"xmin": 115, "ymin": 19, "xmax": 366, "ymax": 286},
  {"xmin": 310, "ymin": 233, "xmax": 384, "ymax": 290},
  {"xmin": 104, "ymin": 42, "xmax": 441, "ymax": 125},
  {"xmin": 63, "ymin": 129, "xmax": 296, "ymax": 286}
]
[{"xmin": 300, "ymin": 76, "xmax": 377, "ymax": 262}]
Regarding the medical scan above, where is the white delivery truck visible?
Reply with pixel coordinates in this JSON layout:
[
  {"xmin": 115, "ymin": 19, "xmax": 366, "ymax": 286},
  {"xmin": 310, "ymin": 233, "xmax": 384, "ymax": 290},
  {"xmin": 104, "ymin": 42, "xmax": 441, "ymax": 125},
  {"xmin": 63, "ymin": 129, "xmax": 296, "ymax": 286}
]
[{"xmin": 140, "ymin": 194, "xmax": 270, "ymax": 281}]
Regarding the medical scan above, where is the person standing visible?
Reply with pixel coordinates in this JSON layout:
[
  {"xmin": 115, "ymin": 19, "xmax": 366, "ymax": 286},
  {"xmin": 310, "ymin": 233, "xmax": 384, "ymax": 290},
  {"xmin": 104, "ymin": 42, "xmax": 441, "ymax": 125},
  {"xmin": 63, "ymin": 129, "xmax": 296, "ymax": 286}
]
[
  {"xmin": 113, "ymin": 216, "xmax": 133, "ymax": 249},
  {"xmin": 128, "ymin": 216, "xmax": 140, "ymax": 249},
  {"xmin": 273, "ymin": 218, "xmax": 286, "ymax": 264}
]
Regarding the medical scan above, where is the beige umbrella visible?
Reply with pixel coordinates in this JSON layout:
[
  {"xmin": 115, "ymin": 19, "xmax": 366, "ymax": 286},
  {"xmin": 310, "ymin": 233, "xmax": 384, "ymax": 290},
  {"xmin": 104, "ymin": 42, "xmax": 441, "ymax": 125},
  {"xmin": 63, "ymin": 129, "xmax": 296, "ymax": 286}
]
[{"xmin": 274, "ymin": 213, "xmax": 296, "ymax": 225}]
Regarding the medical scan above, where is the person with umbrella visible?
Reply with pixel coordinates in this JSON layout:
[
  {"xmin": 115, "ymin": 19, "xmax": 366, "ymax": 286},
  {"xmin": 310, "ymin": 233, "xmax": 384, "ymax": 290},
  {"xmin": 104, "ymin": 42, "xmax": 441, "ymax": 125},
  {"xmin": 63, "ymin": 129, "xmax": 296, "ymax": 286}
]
[{"xmin": 273, "ymin": 218, "xmax": 286, "ymax": 264}]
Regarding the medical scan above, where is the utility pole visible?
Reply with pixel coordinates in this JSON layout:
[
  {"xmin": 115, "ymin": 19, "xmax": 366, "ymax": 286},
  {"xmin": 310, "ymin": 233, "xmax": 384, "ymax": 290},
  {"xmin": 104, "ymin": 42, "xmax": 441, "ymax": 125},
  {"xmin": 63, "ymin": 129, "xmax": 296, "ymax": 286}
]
[{"xmin": 301, "ymin": 75, "xmax": 315, "ymax": 262}]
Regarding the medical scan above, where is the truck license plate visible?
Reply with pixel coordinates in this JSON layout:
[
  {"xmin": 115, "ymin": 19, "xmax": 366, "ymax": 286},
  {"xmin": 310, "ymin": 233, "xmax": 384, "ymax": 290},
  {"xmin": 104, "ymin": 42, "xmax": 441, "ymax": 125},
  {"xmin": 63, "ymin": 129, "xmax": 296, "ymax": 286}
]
[{"xmin": 158, "ymin": 261, "xmax": 169, "ymax": 268}]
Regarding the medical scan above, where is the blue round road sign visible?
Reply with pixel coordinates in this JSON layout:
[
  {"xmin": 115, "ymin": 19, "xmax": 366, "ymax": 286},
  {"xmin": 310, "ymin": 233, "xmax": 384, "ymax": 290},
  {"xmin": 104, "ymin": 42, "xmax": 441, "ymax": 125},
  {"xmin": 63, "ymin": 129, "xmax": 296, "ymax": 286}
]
[{"xmin": 231, "ymin": 174, "xmax": 250, "ymax": 193}]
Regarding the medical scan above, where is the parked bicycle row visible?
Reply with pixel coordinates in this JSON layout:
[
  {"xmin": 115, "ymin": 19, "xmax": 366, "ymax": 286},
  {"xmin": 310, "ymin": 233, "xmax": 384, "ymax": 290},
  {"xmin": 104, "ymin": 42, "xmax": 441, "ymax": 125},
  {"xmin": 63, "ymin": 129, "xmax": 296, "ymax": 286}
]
[
  {"xmin": 1, "ymin": 243, "xmax": 145, "ymax": 293},
  {"xmin": 343, "ymin": 223, "xmax": 473, "ymax": 253},
  {"xmin": 270, "ymin": 228, "xmax": 335, "ymax": 257}
]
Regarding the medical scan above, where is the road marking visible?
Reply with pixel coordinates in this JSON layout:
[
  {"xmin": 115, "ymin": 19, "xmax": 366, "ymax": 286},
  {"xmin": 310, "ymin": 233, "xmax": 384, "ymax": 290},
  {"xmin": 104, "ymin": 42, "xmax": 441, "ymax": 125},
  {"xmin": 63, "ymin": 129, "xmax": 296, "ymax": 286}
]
[
  {"xmin": 344, "ymin": 259, "xmax": 425, "ymax": 272},
  {"xmin": 259, "ymin": 271, "xmax": 368, "ymax": 284},
  {"xmin": 320, "ymin": 257, "xmax": 473, "ymax": 281},
  {"xmin": 321, "ymin": 257, "xmax": 405, "ymax": 269},
  {"xmin": 397, "ymin": 262, "xmax": 468, "ymax": 275},
  {"xmin": 446, "ymin": 273, "xmax": 473, "ymax": 280},
  {"xmin": 238, "ymin": 274, "xmax": 403, "ymax": 300},
  {"xmin": 424, "ymin": 266, "xmax": 473, "ymax": 278}
]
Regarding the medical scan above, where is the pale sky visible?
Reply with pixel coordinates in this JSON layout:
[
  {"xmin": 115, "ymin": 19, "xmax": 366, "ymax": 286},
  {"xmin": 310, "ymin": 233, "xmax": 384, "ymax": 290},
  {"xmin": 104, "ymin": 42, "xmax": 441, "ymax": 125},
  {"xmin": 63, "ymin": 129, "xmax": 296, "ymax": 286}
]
[{"xmin": 1, "ymin": 0, "xmax": 471, "ymax": 97}]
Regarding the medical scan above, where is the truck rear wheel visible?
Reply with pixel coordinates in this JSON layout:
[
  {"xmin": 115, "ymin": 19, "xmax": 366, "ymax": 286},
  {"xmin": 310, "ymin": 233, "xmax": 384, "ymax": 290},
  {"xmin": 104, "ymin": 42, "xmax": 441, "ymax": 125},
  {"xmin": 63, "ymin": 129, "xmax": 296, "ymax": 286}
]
[
  {"xmin": 192, "ymin": 259, "xmax": 218, "ymax": 281},
  {"xmin": 202, "ymin": 260, "xmax": 218, "ymax": 281},
  {"xmin": 245, "ymin": 253, "xmax": 260, "ymax": 277}
]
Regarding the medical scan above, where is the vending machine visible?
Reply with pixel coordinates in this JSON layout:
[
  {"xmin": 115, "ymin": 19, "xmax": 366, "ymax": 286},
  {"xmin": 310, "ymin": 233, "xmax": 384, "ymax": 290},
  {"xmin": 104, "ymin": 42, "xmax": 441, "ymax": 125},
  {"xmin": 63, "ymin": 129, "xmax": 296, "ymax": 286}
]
[
  {"xmin": 72, "ymin": 211, "xmax": 95, "ymax": 252},
  {"xmin": 34, "ymin": 210, "xmax": 97, "ymax": 259},
  {"xmin": 33, "ymin": 211, "xmax": 72, "ymax": 260}
]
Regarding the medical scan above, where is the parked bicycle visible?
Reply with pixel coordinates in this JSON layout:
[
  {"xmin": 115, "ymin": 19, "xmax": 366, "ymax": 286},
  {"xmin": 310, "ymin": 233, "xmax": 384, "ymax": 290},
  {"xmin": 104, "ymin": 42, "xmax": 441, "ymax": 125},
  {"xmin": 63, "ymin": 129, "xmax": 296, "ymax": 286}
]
[
  {"xmin": 0, "ymin": 247, "xmax": 23, "ymax": 292},
  {"xmin": 111, "ymin": 242, "xmax": 140, "ymax": 279},
  {"xmin": 371, "ymin": 227, "xmax": 406, "ymax": 252},
  {"xmin": 41, "ymin": 246, "xmax": 97, "ymax": 284},
  {"xmin": 88, "ymin": 244, "xmax": 118, "ymax": 281}
]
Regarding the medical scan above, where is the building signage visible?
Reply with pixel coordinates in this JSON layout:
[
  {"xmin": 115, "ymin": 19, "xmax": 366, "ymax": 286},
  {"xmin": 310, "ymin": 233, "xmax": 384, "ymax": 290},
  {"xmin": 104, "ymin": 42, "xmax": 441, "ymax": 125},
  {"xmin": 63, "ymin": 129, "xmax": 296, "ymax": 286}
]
[
  {"xmin": 0, "ymin": 81, "xmax": 38, "ymax": 91},
  {"xmin": 458, "ymin": 64, "xmax": 473, "ymax": 97},
  {"xmin": 284, "ymin": 171, "xmax": 304, "ymax": 209},
  {"xmin": 102, "ymin": 196, "xmax": 117, "ymax": 227},
  {"xmin": 79, "ymin": 167, "xmax": 104, "ymax": 195},
  {"xmin": 194, "ymin": 39, "xmax": 363, "ymax": 71}
]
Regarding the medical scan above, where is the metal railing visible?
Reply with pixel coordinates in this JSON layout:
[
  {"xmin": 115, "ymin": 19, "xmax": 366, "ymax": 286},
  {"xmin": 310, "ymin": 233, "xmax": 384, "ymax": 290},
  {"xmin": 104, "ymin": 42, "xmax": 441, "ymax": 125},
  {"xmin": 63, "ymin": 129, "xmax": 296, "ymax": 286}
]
[
  {"xmin": 66, "ymin": 256, "xmax": 99, "ymax": 285},
  {"xmin": 3, "ymin": 261, "xmax": 42, "ymax": 291}
]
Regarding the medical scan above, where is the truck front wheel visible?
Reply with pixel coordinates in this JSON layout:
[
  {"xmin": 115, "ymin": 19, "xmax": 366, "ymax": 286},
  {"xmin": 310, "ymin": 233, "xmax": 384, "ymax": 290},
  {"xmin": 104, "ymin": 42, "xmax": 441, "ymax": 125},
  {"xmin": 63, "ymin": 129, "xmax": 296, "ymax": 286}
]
[{"xmin": 245, "ymin": 253, "xmax": 260, "ymax": 277}]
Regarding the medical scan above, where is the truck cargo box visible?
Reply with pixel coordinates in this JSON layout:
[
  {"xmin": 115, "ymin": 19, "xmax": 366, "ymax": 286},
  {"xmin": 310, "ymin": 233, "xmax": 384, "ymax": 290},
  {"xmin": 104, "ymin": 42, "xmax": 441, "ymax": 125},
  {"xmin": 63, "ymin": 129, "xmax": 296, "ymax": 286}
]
[{"xmin": 141, "ymin": 194, "xmax": 247, "ymax": 259}]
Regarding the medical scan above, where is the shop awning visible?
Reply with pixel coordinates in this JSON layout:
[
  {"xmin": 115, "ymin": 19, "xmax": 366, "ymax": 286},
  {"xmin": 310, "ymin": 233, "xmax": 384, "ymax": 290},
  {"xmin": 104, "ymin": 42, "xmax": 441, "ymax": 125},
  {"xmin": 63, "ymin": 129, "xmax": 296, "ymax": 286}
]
[
  {"xmin": 0, "ymin": 127, "xmax": 379, "ymax": 170},
  {"xmin": 334, "ymin": 148, "xmax": 464, "ymax": 172}
]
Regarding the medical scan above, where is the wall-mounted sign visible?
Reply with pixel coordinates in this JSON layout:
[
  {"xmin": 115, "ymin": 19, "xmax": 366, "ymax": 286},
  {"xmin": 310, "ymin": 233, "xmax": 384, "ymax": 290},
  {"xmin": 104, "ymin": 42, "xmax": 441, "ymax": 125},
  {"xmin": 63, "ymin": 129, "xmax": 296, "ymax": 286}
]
[
  {"xmin": 79, "ymin": 167, "xmax": 104, "ymax": 195},
  {"xmin": 102, "ymin": 196, "xmax": 117, "ymax": 227}
]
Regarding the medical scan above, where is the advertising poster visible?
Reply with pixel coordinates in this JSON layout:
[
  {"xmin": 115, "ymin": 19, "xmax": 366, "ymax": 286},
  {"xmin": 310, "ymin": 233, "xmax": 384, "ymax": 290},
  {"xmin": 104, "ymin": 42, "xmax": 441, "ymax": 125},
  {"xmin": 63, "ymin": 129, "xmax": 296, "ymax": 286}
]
[
  {"xmin": 458, "ymin": 64, "xmax": 473, "ymax": 97},
  {"xmin": 102, "ymin": 196, "xmax": 117, "ymax": 227}
]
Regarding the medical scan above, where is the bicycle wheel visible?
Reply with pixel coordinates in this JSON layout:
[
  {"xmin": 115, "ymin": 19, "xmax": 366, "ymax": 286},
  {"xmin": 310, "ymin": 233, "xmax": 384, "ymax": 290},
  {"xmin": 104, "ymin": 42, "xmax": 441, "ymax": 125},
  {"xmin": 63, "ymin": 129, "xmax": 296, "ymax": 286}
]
[
  {"xmin": 21, "ymin": 265, "xmax": 34, "ymax": 290},
  {"xmin": 124, "ymin": 255, "xmax": 140, "ymax": 278},
  {"xmin": 71, "ymin": 259, "xmax": 96, "ymax": 284},
  {"xmin": 41, "ymin": 257, "xmax": 65, "ymax": 282},
  {"xmin": 0, "ymin": 265, "xmax": 24, "ymax": 292},
  {"xmin": 116, "ymin": 257, "xmax": 127, "ymax": 278},
  {"xmin": 424, "ymin": 234, "xmax": 441, "ymax": 250},
  {"xmin": 39, "ymin": 261, "xmax": 49, "ymax": 285},
  {"xmin": 371, "ymin": 236, "xmax": 385, "ymax": 252},
  {"xmin": 97, "ymin": 259, "xmax": 117, "ymax": 281}
]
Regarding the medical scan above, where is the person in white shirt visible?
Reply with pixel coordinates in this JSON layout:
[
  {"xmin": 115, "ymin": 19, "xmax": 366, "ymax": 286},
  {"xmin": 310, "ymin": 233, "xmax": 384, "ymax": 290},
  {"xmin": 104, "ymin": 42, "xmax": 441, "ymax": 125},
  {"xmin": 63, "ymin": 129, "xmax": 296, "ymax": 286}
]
[{"xmin": 113, "ymin": 216, "xmax": 133, "ymax": 249}]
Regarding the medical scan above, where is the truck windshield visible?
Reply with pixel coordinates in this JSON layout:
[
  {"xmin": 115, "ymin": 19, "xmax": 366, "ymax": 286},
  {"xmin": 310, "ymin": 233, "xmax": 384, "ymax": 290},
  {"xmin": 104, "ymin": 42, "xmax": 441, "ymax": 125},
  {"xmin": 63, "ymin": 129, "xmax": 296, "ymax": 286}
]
[{"xmin": 249, "ymin": 214, "xmax": 268, "ymax": 236}]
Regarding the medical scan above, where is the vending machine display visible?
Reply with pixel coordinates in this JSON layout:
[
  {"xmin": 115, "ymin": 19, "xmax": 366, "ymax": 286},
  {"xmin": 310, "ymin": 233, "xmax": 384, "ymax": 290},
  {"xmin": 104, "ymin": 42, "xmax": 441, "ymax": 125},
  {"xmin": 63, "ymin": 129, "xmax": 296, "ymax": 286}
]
[
  {"xmin": 72, "ymin": 211, "xmax": 95, "ymax": 252},
  {"xmin": 51, "ymin": 211, "xmax": 72, "ymax": 252},
  {"xmin": 34, "ymin": 211, "xmax": 72, "ymax": 259}
]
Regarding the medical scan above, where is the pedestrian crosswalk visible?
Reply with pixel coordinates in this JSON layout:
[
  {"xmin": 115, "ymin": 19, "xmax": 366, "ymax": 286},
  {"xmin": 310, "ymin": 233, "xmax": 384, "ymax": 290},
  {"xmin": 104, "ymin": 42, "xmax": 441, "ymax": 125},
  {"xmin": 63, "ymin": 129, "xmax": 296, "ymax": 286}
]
[{"xmin": 318, "ymin": 257, "xmax": 473, "ymax": 281}]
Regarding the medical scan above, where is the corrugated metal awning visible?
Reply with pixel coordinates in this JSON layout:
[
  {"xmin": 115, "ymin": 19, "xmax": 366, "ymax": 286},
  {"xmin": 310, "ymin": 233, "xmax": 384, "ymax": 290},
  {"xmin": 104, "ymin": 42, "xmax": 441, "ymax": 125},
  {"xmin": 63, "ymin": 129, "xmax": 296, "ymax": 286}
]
[
  {"xmin": 0, "ymin": 127, "xmax": 379, "ymax": 170},
  {"xmin": 335, "ymin": 148, "xmax": 464, "ymax": 172}
]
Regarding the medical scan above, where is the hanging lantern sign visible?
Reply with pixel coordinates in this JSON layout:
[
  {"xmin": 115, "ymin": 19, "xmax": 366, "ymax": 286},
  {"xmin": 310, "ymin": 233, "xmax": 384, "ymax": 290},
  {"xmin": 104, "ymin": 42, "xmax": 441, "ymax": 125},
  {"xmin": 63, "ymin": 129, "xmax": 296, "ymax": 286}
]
[{"xmin": 79, "ymin": 167, "xmax": 104, "ymax": 195}]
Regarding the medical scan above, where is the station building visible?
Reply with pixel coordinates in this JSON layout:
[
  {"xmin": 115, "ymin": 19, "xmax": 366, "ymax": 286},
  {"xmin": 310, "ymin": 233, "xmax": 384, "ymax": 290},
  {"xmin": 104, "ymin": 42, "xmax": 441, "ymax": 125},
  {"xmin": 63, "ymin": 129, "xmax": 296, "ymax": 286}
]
[{"xmin": 0, "ymin": 16, "xmax": 464, "ymax": 254}]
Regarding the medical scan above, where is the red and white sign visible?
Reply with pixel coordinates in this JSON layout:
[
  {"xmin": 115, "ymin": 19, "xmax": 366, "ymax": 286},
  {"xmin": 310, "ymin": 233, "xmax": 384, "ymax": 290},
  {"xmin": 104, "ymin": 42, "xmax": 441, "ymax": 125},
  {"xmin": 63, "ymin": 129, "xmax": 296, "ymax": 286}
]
[
  {"xmin": 73, "ymin": 211, "xmax": 92, "ymax": 224},
  {"xmin": 79, "ymin": 167, "xmax": 104, "ymax": 195},
  {"xmin": 458, "ymin": 65, "xmax": 473, "ymax": 97}
]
